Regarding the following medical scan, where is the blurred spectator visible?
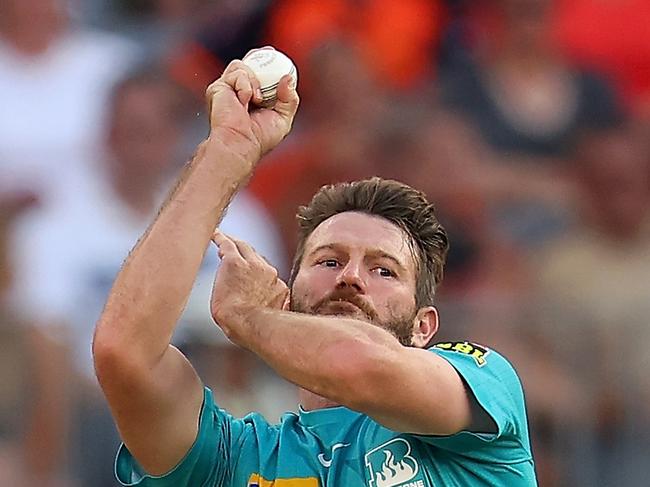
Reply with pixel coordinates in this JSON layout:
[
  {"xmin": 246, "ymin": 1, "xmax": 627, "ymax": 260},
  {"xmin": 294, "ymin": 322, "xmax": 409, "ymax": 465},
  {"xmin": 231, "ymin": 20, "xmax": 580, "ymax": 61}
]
[
  {"xmin": 0, "ymin": 0, "xmax": 138, "ymax": 201},
  {"xmin": 0, "ymin": 201, "xmax": 26, "ymax": 486},
  {"xmin": 297, "ymin": 39, "xmax": 390, "ymax": 129},
  {"xmin": 554, "ymin": 0, "xmax": 650, "ymax": 113},
  {"xmin": 0, "ymin": 192, "xmax": 37, "ymax": 297},
  {"xmin": 87, "ymin": 0, "xmax": 274, "ymax": 100},
  {"xmin": 1, "ymin": 192, "xmax": 74, "ymax": 487},
  {"xmin": 372, "ymin": 101, "xmax": 577, "ymax": 246},
  {"xmin": 434, "ymin": 0, "xmax": 617, "ymax": 247},
  {"xmin": 266, "ymin": 0, "xmax": 446, "ymax": 90},
  {"xmin": 0, "ymin": 1, "xmax": 136, "ymax": 481},
  {"xmin": 440, "ymin": 0, "xmax": 623, "ymax": 161},
  {"xmin": 88, "ymin": 0, "xmax": 221, "ymax": 32},
  {"xmin": 535, "ymin": 122, "xmax": 650, "ymax": 486},
  {"xmin": 9, "ymin": 66, "xmax": 287, "ymax": 486},
  {"xmin": 185, "ymin": 342, "xmax": 298, "ymax": 422},
  {"xmin": 167, "ymin": 0, "xmax": 273, "ymax": 100}
]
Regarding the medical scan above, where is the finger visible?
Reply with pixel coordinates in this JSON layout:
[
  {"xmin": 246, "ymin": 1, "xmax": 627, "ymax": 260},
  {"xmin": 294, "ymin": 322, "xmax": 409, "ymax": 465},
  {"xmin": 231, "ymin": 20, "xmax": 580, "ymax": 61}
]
[
  {"xmin": 228, "ymin": 236, "xmax": 280, "ymax": 280},
  {"xmin": 273, "ymin": 74, "xmax": 300, "ymax": 122},
  {"xmin": 223, "ymin": 60, "xmax": 263, "ymax": 104},
  {"xmin": 205, "ymin": 79, "xmax": 239, "ymax": 117},
  {"xmin": 221, "ymin": 68, "xmax": 255, "ymax": 107},
  {"xmin": 206, "ymin": 63, "xmax": 260, "ymax": 110},
  {"xmin": 205, "ymin": 62, "xmax": 243, "ymax": 109},
  {"xmin": 281, "ymin": 292, "xmax": 291, "ymax": 311},
  {"xmin": 212, "ymin": 230, "xmax": 244, "ymax": 261},
  {"xmin": 271, "ymin": 284, "xmax": 290, "ymax": 310},
  {"xmin": 205, "ymin": 79, "xmax": 220, "ymax": 118},
  {"xmin": 230, "ymin": 59, "xmax": 264, "ymax": 104},
  {"xmin": 228, "ymin": 236, "xmax": 263, "ymax": 263}
]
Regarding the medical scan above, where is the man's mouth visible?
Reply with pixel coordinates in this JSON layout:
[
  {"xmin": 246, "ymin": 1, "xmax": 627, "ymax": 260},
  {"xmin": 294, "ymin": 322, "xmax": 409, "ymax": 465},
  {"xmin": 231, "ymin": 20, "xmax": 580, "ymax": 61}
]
[
  {"xmin": 316, "ymin": 299, "xmax": 372, "ymax": 320},
  {"xmin": 321, "ymin": 300, "xmax": 361, "ymax": 312}
]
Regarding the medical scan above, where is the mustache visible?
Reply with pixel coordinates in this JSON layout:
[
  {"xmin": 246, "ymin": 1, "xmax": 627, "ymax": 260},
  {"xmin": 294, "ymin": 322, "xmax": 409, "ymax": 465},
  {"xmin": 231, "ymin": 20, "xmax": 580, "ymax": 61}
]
[{"xmin": 312, "ymin": 289, "xmax": 377, "ymax": 321}]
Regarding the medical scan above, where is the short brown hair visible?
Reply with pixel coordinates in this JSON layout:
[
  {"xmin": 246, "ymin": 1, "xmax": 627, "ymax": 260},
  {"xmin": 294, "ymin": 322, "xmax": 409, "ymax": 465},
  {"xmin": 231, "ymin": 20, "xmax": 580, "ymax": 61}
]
[{"xmin": 290, "ymin": 177, "xmax": 449, "ymax": 307}]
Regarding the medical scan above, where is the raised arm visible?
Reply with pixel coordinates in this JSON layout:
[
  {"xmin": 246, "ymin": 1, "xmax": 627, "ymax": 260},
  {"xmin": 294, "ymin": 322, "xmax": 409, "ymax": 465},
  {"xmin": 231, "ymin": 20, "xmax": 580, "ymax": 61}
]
[
  {"xmin": 92, "ymin": 57, "xmax": 299, "ymax": 476},
  {"xmin": 210, "ymin": 235, "xmax": 474, "ymax": 438}
]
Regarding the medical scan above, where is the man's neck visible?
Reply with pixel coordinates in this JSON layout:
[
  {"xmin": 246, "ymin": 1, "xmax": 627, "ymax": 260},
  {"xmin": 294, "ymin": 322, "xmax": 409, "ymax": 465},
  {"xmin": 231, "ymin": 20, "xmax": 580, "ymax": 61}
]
[{"xmin": 299, "ymin": 388, "xmax": 341, "ymax": 411}]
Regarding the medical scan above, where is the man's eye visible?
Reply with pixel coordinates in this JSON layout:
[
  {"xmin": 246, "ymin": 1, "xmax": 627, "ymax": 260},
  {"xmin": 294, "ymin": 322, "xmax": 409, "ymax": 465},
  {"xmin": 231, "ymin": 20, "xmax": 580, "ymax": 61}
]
[
  {"xmin": 319, "ymin": 259, "xmax": 339, "ymax": 268},
  {"xmin": 374, "ymin": 267, "xmax": 395, "ymax": 278}
]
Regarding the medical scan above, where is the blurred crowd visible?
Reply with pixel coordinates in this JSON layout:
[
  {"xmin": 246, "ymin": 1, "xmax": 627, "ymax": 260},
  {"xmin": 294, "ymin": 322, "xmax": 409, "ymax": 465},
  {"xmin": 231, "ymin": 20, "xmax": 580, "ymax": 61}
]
[{"xmin": 1, "ymin": 0, "xmax": 649, "ymax": 485}]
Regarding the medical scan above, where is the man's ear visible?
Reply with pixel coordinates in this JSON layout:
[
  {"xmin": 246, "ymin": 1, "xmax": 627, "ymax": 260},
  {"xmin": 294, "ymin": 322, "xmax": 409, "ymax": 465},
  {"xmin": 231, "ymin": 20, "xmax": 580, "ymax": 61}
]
[{"xmin": 411, "ymin": 306, "xmax": 439, "ymax": 348}]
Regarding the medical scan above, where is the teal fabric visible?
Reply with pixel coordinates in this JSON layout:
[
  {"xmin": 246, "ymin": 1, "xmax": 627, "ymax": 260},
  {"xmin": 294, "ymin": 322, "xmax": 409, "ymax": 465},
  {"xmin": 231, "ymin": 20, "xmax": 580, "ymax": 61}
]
[{"xmin": 115, "ymin": 344, "xmax": 537, "ymax": 486}]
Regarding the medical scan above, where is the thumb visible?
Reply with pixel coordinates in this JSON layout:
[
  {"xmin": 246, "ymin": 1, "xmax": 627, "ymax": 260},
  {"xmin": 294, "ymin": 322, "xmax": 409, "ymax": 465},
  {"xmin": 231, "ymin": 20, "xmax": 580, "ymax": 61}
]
[
  {"xmin": 281, "ymin": 292, "xmax": 291, "ymax": 311},
  {"xmin": 272, "ymin": 285, "xmax": 290, "ymax": 310},
  {"xmin": 273, "ymin": 74, "xmax": 299, "ymax": 123}
]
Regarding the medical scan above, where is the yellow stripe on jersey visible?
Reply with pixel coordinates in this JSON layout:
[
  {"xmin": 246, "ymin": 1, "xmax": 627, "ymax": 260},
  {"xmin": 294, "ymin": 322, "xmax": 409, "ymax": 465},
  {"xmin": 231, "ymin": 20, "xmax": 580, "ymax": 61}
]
[{"xmin": 247, "ymin": 472, "xmax": 319, "ymax": 486}]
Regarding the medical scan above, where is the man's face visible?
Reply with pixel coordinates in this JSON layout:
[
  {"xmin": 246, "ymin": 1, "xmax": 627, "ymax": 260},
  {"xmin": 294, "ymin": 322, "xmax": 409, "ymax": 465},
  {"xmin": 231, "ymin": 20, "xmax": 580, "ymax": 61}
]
[{"xmin": 290, "ymin": 212, "xmax": 419, "ymax": 346}]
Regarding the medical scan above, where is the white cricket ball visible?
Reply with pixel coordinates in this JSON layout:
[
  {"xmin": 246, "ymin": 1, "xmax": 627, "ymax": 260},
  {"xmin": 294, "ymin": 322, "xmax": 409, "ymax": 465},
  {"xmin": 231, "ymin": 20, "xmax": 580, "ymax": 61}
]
[{"xmin": 242, "ymin": 47, "xmax": 298, "ymax": 108}]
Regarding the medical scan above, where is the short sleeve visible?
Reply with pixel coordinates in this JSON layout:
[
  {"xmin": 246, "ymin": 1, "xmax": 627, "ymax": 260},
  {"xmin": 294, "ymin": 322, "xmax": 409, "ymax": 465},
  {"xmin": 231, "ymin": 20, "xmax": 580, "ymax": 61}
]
[
  {"xmin": 414, "ymin": 342, "xmax": 531, "ymax": 458},
  {"xmin": 115, "ymin": 388, "xmax": 234, "ymax": 486}
]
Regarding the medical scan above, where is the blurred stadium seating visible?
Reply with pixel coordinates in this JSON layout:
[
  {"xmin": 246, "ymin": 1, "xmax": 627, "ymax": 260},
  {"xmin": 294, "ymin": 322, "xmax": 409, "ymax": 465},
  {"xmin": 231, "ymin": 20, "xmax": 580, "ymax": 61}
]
[{"xmin": 1, "ymin": 1, "xmax": 648, "ymax": 485}]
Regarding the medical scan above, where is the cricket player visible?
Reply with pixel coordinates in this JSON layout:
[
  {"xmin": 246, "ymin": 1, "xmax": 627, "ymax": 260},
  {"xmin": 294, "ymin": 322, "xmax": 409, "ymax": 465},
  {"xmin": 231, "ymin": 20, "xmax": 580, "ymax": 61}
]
[{"xmin": 93, "ymin": 51, "xmax": 537, "ymax": 486}]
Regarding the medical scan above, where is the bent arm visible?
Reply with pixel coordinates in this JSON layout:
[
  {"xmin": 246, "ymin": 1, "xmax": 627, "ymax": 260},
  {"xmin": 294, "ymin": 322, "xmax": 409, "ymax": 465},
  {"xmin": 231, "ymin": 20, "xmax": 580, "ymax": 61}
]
[
  {"xmin": 235, "ymin": 308, "xmax": 472, "ymax": 435},
  {"xmin": 93, "ymin": 55, "xmax": 298, "ymax": 478},
  {"xmin": 93, "ymin": 139, "xmax": 253, "ymax": 475}
]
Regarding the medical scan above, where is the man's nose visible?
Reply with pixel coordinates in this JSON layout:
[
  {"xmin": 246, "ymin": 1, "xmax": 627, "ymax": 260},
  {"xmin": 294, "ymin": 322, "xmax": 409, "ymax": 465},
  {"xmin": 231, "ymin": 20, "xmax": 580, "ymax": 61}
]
[{"xmin": 336, "ymin": 261, "xmax": 366, "ymax": 293}]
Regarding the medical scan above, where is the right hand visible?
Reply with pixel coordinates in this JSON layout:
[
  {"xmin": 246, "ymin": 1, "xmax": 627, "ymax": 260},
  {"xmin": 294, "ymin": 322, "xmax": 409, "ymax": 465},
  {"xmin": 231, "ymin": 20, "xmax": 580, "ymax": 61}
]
[
  {"xmin": 205, "ymin": 49, "xmax": 300, "ymax": 166},
  {"xmin": 210, "ymin": 231, "xmax": 289, "ymax": 346}
]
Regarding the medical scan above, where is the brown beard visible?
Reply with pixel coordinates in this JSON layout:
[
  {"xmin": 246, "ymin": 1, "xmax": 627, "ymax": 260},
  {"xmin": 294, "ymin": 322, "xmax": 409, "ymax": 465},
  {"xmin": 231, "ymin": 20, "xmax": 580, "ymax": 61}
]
[{"xmin": 290, "ymin": 288, "xmax": 417, "ymax": 347}]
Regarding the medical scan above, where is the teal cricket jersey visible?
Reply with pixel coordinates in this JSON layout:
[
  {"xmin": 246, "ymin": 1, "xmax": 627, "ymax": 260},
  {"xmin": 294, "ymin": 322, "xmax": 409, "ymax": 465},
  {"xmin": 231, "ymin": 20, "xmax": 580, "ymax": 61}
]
[{"xmin": 116, "ymin": 343, "xmax": 537, "ymax": 486}]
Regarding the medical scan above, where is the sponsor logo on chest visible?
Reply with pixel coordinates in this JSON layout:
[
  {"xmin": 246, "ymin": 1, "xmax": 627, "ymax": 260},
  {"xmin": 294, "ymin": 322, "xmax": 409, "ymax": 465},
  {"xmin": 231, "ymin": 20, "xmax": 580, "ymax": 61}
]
[{"xmin": 364, "ymin": 438, "xmax": 427, "ymax": 487}]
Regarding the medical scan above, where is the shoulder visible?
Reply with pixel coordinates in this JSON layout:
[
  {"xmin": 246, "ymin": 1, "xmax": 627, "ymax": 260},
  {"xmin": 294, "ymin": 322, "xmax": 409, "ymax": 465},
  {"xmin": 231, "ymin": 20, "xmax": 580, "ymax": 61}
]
[
  {"xmin": 423, "ymin": 342, "xmax": 533, "ymax": 454},
  {"xmin": 428, "ymin": 341, "xmax": 526, "ymax": 418},
  {"xmin": 429, "ymin": 341, "xmax": 516, "ymax": 373}
]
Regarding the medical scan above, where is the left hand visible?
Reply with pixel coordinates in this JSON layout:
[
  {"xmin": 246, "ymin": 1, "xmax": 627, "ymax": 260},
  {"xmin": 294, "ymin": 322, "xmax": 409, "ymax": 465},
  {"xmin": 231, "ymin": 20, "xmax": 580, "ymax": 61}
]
[{"xmin": 210, "ymin": 230, "xmax": 288, "ymax": 345}]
